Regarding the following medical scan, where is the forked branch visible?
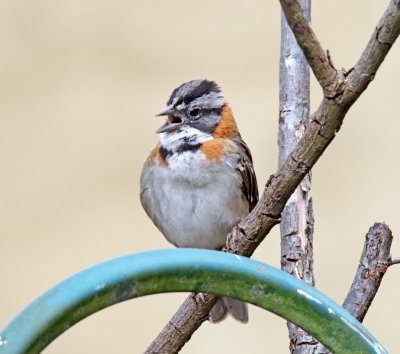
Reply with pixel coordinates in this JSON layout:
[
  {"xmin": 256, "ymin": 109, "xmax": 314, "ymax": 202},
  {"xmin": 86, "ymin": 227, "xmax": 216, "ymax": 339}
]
[
  {"xmin": 145, "ymin": 1, "xmax": 400, "ymax": 353},
  {"xmin": 279, "ymin": 0, "xmax": 339, "ymax": 97}
]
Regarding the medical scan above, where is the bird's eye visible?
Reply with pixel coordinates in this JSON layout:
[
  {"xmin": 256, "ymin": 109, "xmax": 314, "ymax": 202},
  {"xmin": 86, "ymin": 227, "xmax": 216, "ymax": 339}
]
[{"xmin": 189, "ymin": 108, "xmax": 201, "ymax": 118}]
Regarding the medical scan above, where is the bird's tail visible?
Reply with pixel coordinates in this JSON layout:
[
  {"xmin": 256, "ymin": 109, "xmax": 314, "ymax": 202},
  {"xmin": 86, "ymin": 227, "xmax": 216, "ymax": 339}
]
[{"xmin": 209, "ymin": 297, "xmax": 248, "ymax": 323}]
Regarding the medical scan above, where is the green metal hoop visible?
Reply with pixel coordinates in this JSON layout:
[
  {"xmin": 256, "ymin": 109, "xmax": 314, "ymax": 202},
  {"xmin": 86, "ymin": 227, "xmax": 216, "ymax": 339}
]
[{"xmin": 0, "ymin": 249, "xmax": 387, "ymax": 353}]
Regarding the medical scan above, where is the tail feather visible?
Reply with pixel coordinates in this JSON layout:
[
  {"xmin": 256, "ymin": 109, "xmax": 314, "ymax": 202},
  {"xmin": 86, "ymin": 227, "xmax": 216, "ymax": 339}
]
[{"xmin": 209, "ymin": 297, "xmax": 248, "ymax": 323}]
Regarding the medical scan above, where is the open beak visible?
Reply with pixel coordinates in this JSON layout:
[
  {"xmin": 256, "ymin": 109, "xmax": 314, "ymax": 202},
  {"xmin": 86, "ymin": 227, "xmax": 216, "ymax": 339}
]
[
  {"xmin": 155, "ymin": 105, "xmax": 183, "ymax": 133},
  {"xmin": 155, "ymin": 104, "xmax": 175, "ymax": 117}
]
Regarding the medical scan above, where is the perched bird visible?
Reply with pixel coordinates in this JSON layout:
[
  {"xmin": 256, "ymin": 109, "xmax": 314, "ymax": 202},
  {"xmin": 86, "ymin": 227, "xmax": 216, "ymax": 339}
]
[{"xmin": 140, "ymin": 80, "xmax": 258, "ymax": 323}]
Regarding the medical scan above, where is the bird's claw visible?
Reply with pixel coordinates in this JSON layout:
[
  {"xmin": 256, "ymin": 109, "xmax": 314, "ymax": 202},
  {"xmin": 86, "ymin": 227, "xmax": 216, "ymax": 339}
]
[{"xmin": 197, "ymin": 293, "xmax": 206, "ymax": 303}]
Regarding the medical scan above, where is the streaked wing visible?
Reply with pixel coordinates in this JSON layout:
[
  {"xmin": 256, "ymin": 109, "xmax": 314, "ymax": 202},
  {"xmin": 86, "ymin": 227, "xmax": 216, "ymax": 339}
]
[{"xmin": 233, "ymin": 136, "xmax": 259, "ymax": 211}]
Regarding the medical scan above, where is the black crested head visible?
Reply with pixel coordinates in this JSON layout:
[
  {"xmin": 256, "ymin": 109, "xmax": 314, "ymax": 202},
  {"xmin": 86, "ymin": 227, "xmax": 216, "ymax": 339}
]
[{"xmin": 167, "ymin": 80, "xmax": 221, "ymax": 105}]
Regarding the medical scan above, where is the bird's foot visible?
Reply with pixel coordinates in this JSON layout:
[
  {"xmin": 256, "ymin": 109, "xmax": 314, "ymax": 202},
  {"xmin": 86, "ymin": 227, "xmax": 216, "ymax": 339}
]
[
  {"xmin": 198, "ymin": 293, "xmax": 206, "ymax": 303},
  {"xmin": 226, "ymin": 218, "xmax": 242, "ymax": 244}
]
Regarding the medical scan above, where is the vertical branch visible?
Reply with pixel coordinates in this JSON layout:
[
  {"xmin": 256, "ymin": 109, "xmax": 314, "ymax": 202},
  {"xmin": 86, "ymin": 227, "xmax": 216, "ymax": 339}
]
[{"xmin": 279, "ymin": 1, "xmax": 317, "ymax": 353}]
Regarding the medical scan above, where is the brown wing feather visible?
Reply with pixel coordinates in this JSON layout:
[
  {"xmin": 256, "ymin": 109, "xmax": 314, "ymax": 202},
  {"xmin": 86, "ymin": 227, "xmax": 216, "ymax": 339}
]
[{"xmin": 232, "ymin": 135, "xmax": 258, "ymax": 211}]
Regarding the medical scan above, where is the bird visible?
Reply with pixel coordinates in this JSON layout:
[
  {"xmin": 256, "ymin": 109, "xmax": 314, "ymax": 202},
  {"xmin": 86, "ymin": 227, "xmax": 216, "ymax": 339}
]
[{"xmin": 140, "ymin": 80, "xmax": 258, "ymax": 323}]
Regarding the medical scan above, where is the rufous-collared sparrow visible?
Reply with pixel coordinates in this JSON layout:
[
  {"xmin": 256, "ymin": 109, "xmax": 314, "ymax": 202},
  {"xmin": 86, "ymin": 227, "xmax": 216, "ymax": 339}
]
[{"xmin": 140, "ymin": 80, "xmax": 258, "ymax": 323}]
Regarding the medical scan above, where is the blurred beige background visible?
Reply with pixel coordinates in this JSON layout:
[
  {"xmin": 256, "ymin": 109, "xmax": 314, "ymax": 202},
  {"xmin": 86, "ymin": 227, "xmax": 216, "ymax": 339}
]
[{"xmin": 1, "ymin": 1, "xmax": 399, "ymax": 353}]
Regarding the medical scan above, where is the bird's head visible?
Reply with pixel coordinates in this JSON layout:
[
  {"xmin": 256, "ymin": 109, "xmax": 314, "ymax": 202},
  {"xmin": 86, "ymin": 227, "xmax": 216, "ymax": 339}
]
[{"xmin": 155, "ymin": 80, "xmax": 225, "ymax": 135}]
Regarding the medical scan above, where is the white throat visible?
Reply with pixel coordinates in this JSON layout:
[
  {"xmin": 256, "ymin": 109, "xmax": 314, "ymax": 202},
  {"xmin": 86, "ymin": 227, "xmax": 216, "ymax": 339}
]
[{"xmin": 159, "ymin": 126, "xmax": 213, "ymax": 151}]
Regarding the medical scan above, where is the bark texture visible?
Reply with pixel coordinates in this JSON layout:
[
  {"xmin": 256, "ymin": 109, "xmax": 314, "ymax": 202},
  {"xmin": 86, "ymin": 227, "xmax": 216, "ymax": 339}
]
[
  {"xmin": 279, "ymin": 1, "xmax": 317, "ymax": 353},
  {"xmin": 343, "ymin": 223, "xmax": 393, "ymax": 321},
  {"xmin": 145, "ymin": 2, "xmax": 400, "ymax": 352},
  {"xmin": 315, "ymin": 222, "xmax": 395, "ymax": 353}
]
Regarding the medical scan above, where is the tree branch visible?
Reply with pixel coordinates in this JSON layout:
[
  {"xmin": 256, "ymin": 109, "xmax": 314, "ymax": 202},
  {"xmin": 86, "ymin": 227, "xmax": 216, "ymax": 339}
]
[
  {"xmin": 145, "ymin": 2, "xmax": 400, "ymax": 352},
  {"xmin": 343, "ymin": 223, "xmax": 393, "ymax": 322},
  {"xmin": 279, "ymin": 0, "xmax": 340, "ymax": 97},
  {"xmin": 315, "ymin": 222, "xmax": 395, "ymax": 353},
  {"xmin": 145, "ymin": 293, "xmax": 217, "ymax": 354},
  {"xmin": 279, "ymin": 1, "xmax": 317, "ymax": 353}
]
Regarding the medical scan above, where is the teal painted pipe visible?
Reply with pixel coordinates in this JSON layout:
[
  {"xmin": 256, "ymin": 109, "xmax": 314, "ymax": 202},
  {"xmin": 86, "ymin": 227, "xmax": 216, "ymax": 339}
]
[{"xmin": 0, "ymin": 249, "xmax": 387, "ymax": 354}]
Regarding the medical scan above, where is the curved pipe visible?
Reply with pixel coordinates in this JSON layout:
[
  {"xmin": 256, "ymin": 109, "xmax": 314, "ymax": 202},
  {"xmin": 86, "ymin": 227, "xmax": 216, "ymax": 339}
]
[{"xmin": 0, "ymin": 249, "xmax": 387, "ymax": 353}]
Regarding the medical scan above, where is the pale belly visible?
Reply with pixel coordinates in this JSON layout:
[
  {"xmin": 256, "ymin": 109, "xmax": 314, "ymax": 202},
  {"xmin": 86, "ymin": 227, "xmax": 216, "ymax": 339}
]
[{"xmin": 141, "ymin": 161, "xmax": 248, "ymax": 249}]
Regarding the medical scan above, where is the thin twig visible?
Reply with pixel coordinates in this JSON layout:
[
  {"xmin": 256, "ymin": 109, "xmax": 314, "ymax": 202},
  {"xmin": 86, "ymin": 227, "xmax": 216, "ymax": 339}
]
[
  {"xmin": 315, "ymin": 223, "xmax": 394, "ymax": 353},
  {"xmin": 145, "ymin": 2, "xmax": 400, "ymax": 353},
  {"xmin": 390, "ymin": 256, "xmax": 400, "ymax": 265}
]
